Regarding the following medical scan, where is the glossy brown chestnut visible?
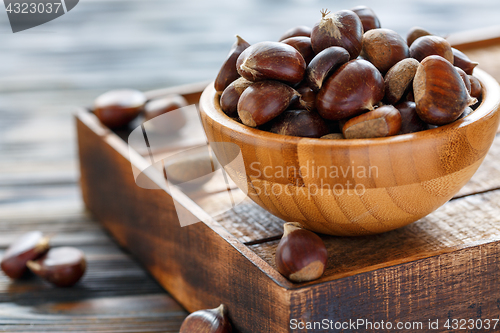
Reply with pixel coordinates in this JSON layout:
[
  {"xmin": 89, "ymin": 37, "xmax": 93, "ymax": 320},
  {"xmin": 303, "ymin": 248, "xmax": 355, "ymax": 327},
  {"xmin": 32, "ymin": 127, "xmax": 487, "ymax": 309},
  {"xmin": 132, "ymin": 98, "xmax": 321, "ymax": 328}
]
[
  {"xmin": 343, "ymin": 105, "xmax": 402, "ymax": 139},
  {"xmin": 406, "ymin": 26, "xmax": 432, "ymax": 47},
  {"xmin": 279, "ymin": 25, "xmax": 312, "ymax": 42},
  {"xmin": 236, "ymin": 41, "xmax": 306, "ymax": 85},
  {"xmin": 304, "ymin": 46, "xmax": 350, "ymax": 92},
  {"xmin": 360, "ymin": 28, "xmax": 410, "ymax": 74},
  {"xmin": 214, "ymin": 35, "xmax": 251, "ymax": 92},
  {"xmin": 452, "ymin": 48, "xmax": 478, "ymax": 75},
  {"xmin": 275, "ymin": 223, "xmax": 327, "ymax": 283},
  {"xmin": 220, "ymin": 77, "xmax": 253, "ymax": 117},
  {"xmin": 350, "ymin": 5, "xmax": 381, "ymax": 32},
  {"xmin": 455, "ymin": 67, "xmax": 471, "ymax": 95},
  {"xmin": 409, "ymin": 35, "xmax": 453, "ymax": 63},
  {"xmin": 27, "ymin": 247, "xmax": 86, "ymax": 287},
  {"xmin": 316, "ymin": 59, "xmax": 385, "ymax": 120},
  {"xmin": 310, "ymin": 9, "xmax": 363, "ymax": 59},
  {"xmin": 281, "ymin": 37, "xmax": 315, "ymax": 65},
  {"xmin": 1, "ymin": 231, "xmax": 50, "ymax": 279},
  {"xmin": 237, "ymin": 81, "xmax": 300, "ymax": 127},
  {"xmin": 94, "ymin": 89, "xmax": 146, "ymax": 129},
  {"xmin": 180, "ymin": 304, "xmax": 232, "ymax": 333},
  {"xmin": 413, "ymin": 55, "xmax": 477, "ymax": 125},
  {"xmin": 144, "ymin": 94, "xmax": 188, "ymax": 121},
  {"xmin": 268, "ymin": 109, "xmax": 329, "ymax": 138},
  {"xmin": 384, "ymin": 58, "xmax": 420, "ymax": 104},
  {"xmin": 394, "ymin": 101, "xmax": 428, "ymax": 134},
  {"xmin": 469, "ymin": 75, "xmax": 483, "ymax": 99}
]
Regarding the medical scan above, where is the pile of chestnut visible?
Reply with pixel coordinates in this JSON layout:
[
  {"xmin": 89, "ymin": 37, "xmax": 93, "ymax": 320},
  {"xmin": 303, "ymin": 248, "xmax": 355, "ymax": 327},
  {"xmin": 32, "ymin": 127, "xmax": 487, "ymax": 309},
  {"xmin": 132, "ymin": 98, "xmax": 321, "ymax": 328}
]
[
  {"xmin": 216, "ymin": 6, "xmax": 482, "ymax": 139},
  {"xmin": 1, "ymin": 231, "xmax": 86, "ymax": 287}
]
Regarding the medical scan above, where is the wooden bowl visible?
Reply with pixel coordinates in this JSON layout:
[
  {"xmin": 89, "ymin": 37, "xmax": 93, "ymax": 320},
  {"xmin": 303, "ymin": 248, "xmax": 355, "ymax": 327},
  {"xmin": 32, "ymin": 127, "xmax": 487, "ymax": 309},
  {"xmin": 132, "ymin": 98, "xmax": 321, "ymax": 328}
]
[{"xmin": 199, "ymin": 69, "xmax": 500, "ymax": 236}]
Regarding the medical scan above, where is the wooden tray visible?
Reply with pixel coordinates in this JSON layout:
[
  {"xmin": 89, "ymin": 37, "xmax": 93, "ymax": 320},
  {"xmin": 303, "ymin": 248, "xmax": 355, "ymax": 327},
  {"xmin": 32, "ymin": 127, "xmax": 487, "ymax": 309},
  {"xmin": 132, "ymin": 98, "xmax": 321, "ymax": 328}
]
[{"xmin": 77, "ymin": 30, "xmax": 500, "ymax": 332}]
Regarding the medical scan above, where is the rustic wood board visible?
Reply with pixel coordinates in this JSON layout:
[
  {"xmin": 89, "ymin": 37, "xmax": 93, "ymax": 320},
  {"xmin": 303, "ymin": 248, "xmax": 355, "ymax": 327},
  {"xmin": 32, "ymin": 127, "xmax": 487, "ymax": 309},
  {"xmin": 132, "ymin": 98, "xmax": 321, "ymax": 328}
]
[{"xmin": 78, "ymin": 31, "xmax": 500, "ymax": 332}]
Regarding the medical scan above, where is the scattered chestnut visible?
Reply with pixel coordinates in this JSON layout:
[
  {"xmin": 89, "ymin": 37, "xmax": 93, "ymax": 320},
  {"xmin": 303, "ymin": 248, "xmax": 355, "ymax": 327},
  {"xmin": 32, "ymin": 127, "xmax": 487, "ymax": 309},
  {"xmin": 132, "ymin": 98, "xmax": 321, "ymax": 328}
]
[
  {"xmin": 279, "ymin": 25, "xmax": 312, "ymax": 42},
  {"xmin": 384, "ymin": 58, "xmax": 420, "ymax": 104},
  {"xmin": 310, "ymin": 9, "xmax": 363, "ymax": 59},
  {"xmin": 220, "ymin": 77, "xmax": 253, "ymax": 117},
  {"xmin": 281, "ymin": 36, "xmax": 315, "ymax": 65},
  {"xmin": 304, "ymin": 46, "xmax": 350, "ymax": 92},
  {"xmin": 27, "ymin": 247, "xmax": 86, "ymax": 287},
  {"xmin": 320, "ymin": 133, "xmax": 344, "ymax": 139},
  {"xmin": 452, "ymin": 48, "xmax": 478, "ymax": 75},
  {"xmin": 275, "ymin": 222, "xmax": 327, "ymax": 283},
  {"xmin": 144, "ymin": 94, "xmax": 188, "ymax": 121},
  {"xmin": 455, "ymin": 67, "xmax": 472, "ymax": 95},
  {"xmin": 1, "ymin": 231, "xmax": 50, "ymax": 279},
  {"xmin": 361, "ymin": 28, "xmax": 410, "ymax": 74},
  {"xmin": 406, "ymin": 26, "xmax": 432, "ymax": 47},
  {"xmin": 351, "ymin": 5, "xmax": 381, "ymax": 32},
  {"xmin": 413, "ymin": 55, "xmax": 477, "ymax": 125},
  {"xmin": 268, "ymin": 109, "xmax": 329, "ymax": 138},
  {"xmin": 236, "ymin": 41, "xmax": 306, "ymax": 85},
  {"xmin": 394, "ymin": 101, "xmax": 428, "ymax": 134},
  {"xmin": 180, "ymin": 304, "xmax": 232, "ymax": 333},
  {"xmin": 343, "ymin": 105, "xmax": 402, "ymax": 139},
  {"xmin": 94, "ymin": 89, "xmax": 146, "ymax": 129},
  {"xmin": 469, "ymin": 75, "xmax": 483, "ymax": 99},
  {"xmin": 237, "ymin": 81, "xmax": 300, "ymax": 127},
  {"xmin": 409, "ymin": 35, "xmax": 453, "ymax": 63},
  {"xmin": 316, "ymin": 59, "xmax": 385, "ymax": 120},
  {"xmin": 214, "ymin": 35, "xmax": 251, "ymax": 92}
]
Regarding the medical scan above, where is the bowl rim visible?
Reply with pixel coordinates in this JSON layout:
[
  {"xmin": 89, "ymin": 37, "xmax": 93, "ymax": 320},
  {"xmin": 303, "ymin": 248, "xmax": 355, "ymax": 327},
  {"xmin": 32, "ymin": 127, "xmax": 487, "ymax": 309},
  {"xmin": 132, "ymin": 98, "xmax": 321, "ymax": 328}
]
[{"xmin": 200, "ymin": 68, "xmax": 500, "ymax": 147}]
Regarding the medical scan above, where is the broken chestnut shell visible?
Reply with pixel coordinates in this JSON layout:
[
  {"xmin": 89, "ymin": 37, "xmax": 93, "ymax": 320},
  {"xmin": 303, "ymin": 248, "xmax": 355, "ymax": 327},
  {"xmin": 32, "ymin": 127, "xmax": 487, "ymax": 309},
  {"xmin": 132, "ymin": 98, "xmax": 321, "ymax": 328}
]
[
  {"xmin": 180, "ymin": 304, "xmax": 232, "ymax": 333},
  {"xmin": 409, "ymin": 35, "xmax": 453, "ymax": 63},
  {"xmin": 351, "ymin": 5, "xmax": 381, "ymax": 32},
  {"xmin": 94, "ymin": 89, "xmax": 146, "ymax": 129},
  {"xmin": 281, "ymin": 37, "xmax": 315, "ymax": 65},
  {"xmin": 452, "ymin": 48, "xmax": 478, "ymax": 75},
  {"xmin": 304, "ymin": 46, "xmax": 350, "ymax": 92},
  {"xmin": 384, "ymin": 58, "xmax": 420, "ymax": 104},
  {"xmin": 214, "ymin": 35, "xmax": 251, "ymax": 92},
  {"xmin": 1, "ymin": 231, "xmax": 50, "ymax": 279},
  {"xmin": 343, "ymin": 105, "xmax": 402, "ymax": 139},
  {"xmin": 361, "ymin": 28, "xmax": 410, "ymax": 74},
  {"xmin": 268, "ymin": 109, "xmax": 329, "ymax": 138},
  {"xmin": 27, "ymin": 247, "xmax": 86, "ymax": 287}
]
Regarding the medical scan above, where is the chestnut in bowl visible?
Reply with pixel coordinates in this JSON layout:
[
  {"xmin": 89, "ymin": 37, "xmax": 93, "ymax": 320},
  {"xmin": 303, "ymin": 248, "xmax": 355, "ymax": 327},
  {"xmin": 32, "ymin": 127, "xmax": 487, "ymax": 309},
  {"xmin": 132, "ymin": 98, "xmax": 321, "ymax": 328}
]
[{"xmin": 199, "ymin": 68, "xmax": 499, "ymax": 236}]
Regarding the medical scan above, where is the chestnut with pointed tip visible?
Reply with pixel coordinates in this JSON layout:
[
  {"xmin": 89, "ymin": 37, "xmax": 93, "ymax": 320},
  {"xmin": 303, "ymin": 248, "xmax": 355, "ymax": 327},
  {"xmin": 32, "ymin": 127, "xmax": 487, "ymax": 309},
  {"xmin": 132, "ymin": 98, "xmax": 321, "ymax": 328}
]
[
  {"xmin": 268, "ymin": 109, "xmax": 329, "ymax": 138},
  {"xmin": 279, "ymin": 25, "xmax": 312, "ymax": 42},
  {"xmin": 220, "ymin": 77, "xmax": 253, "ymax": 117},
  {"xmin": 1, "ymin": 231, "xmax": 50, "ymax": 279},
  {"xmin": 289, "ymin": 85, "xmax": 316, "ymax": 111},
  {"xmin": 361, "ymin": 28, "xmax": 410, "ymax": 74},
  {"xmin": 409, "ymin": 35, "xmax": 453, "ymax": 63},
  {"xmin": 384, "ymin": 58, "xmax": 419, "ymax": 104},
  {"xmin": 394, "ymin": 101, "xmax": 428, "ymax": 134},
  {"xmin": 237, "ymin": 81, "xmax": 300, "ymax": 127},
  {"xmin": 275, "ymin": 223, "xmax": 327, "ymax": 283},
  {"xmin": 452, "ymin": 48, "xmax": 478, "ymax": 75},
  {"xmin": 214, "ymin": 35, "xmax": 250, "ymax": 92},
  {"xmin": 316, "ymin": 59, "xmax": 385, "ymax": 120},
  {"xmin": 94, "ymin": 89, "xmax": 146, "ymax": 129},
  {"xmin": 304, "ymin": 46, "xmax": 350, "ymax": 92},
  {"xmin": 406, "ymin": 26, "xmax": 432, "ymax": 47},
  {"xmin": 236, "ymin": 41, "xmax": 306, "ymax": 85},
  {"xmin": 310, "ymin": 9, "xmax": 363, "ymax": 59},
  {"xmin": 180, "ymin": 304, "xmax": 232, "ymax": 333},
  {"xmin": 413, "ymin": 55, "xmax": 477, "ymax": 125},
  {"xmin": 343, "ymin": 105, "xmax": 402, "ymax": 139},
  {"xmin": 351, "ymin": 6, "xmax": 381, "ymax": 32},
  {"xmin": 27, "ymin": 247, "xmax": 86, "ymax": 287},
  {"xmin": 281, "ymin": 37, "xmax": 315, "ymax": 65}
]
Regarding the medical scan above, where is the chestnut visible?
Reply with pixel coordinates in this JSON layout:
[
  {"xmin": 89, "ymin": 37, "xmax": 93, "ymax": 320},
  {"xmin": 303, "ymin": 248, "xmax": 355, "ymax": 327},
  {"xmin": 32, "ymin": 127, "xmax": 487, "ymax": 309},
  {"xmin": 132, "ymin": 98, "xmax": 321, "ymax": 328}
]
[
  {"xmin": 289, "ymin": 85, "xmax": 316, "ymax": 111},
  {"xmin": 144, "ymin": 94, "xmax": 188, "ymax": 121},
  {"xmin": 413, "ymin": 55, "xmax": 477, "ymax": 125},
  {"xmin": 1, "ymin": 231, "xmax": 50, "ymax": 279},
  {"xmin": 275, "ymin": 222, "xmax": 327, "ymax": 283},
  {"xmin": 279, "ymin": 25, "xmax": 312, "ymax": 42},
  {"xmin": 268, "ymin": 109, "xmax": 329, "ymax": 138},
  {"xmin": 394, "ymin": 101, "xmax": 428, "ymax": 134},
  {"xmin": 94, "ymin": 89, "xmax": 146, "ymax": 129},
  {"xmin": 320, "ymin": 133, "xmax": 344, "ymax": 139},
  {"xmin": 27, "ymin": 247, "xmax": 86, "ymax": 287},
  {"xmin": 384, "ymin": 58, "xmax": 420, "ymax": 104},
  {"xmin": 351, "ymin": 5, "xmax": 381, "ymax": 32},
  {"xmin": 180, "ymin": 304, "xmax": 232, "ymax": 333},
  {"xmin": 304, "ymin": 46, "xmax": 350, "ymax": 92},
  {"xmin": 409, "ymin": 35, "xmax": 453, "ymax": 63},
  {"xmin": 343, "ymin": 105, "xmax": 402, "ymax": 139},
  {"xmin": 360, "ymin": 28, "xmax": 410, "ymax": 74},
  {"xmin": 469, "ymin": 75, "xmax": 483, "ymax": 99},
  {"xmin": 214, "ymin": 35, "xmax": 250, "ymax": 92},
  {"xmin": 220, "ymin": 77, "xmax": 253, "ymax": 117},
  {"xmin": 455, "ymin": 66, "xmax": 472, "ymax": 95},
  {"xmin": 316, "ymin": 59, "xmax": 385, "ymax": 120},
  {"xmin": 281, "ymin": 36, "xmax": 315, "ymax": 65},
  {"xmin": 236, "ymin": 41, "xmax": 306, "ymax": 85},
  {"xmin": 237, "ymin": 81, "xmax": 300, "ymax": 127},
  {"xmin": 310, "ymin": 9, "xmax": 363, "ymax": 59},
  {"xmin": 406, "ymin": 26, "xmax": 432, "ymax": 47},
  {"xmin": 452, "ymin": 48, "xmax": 478, "ymax": 75}
]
